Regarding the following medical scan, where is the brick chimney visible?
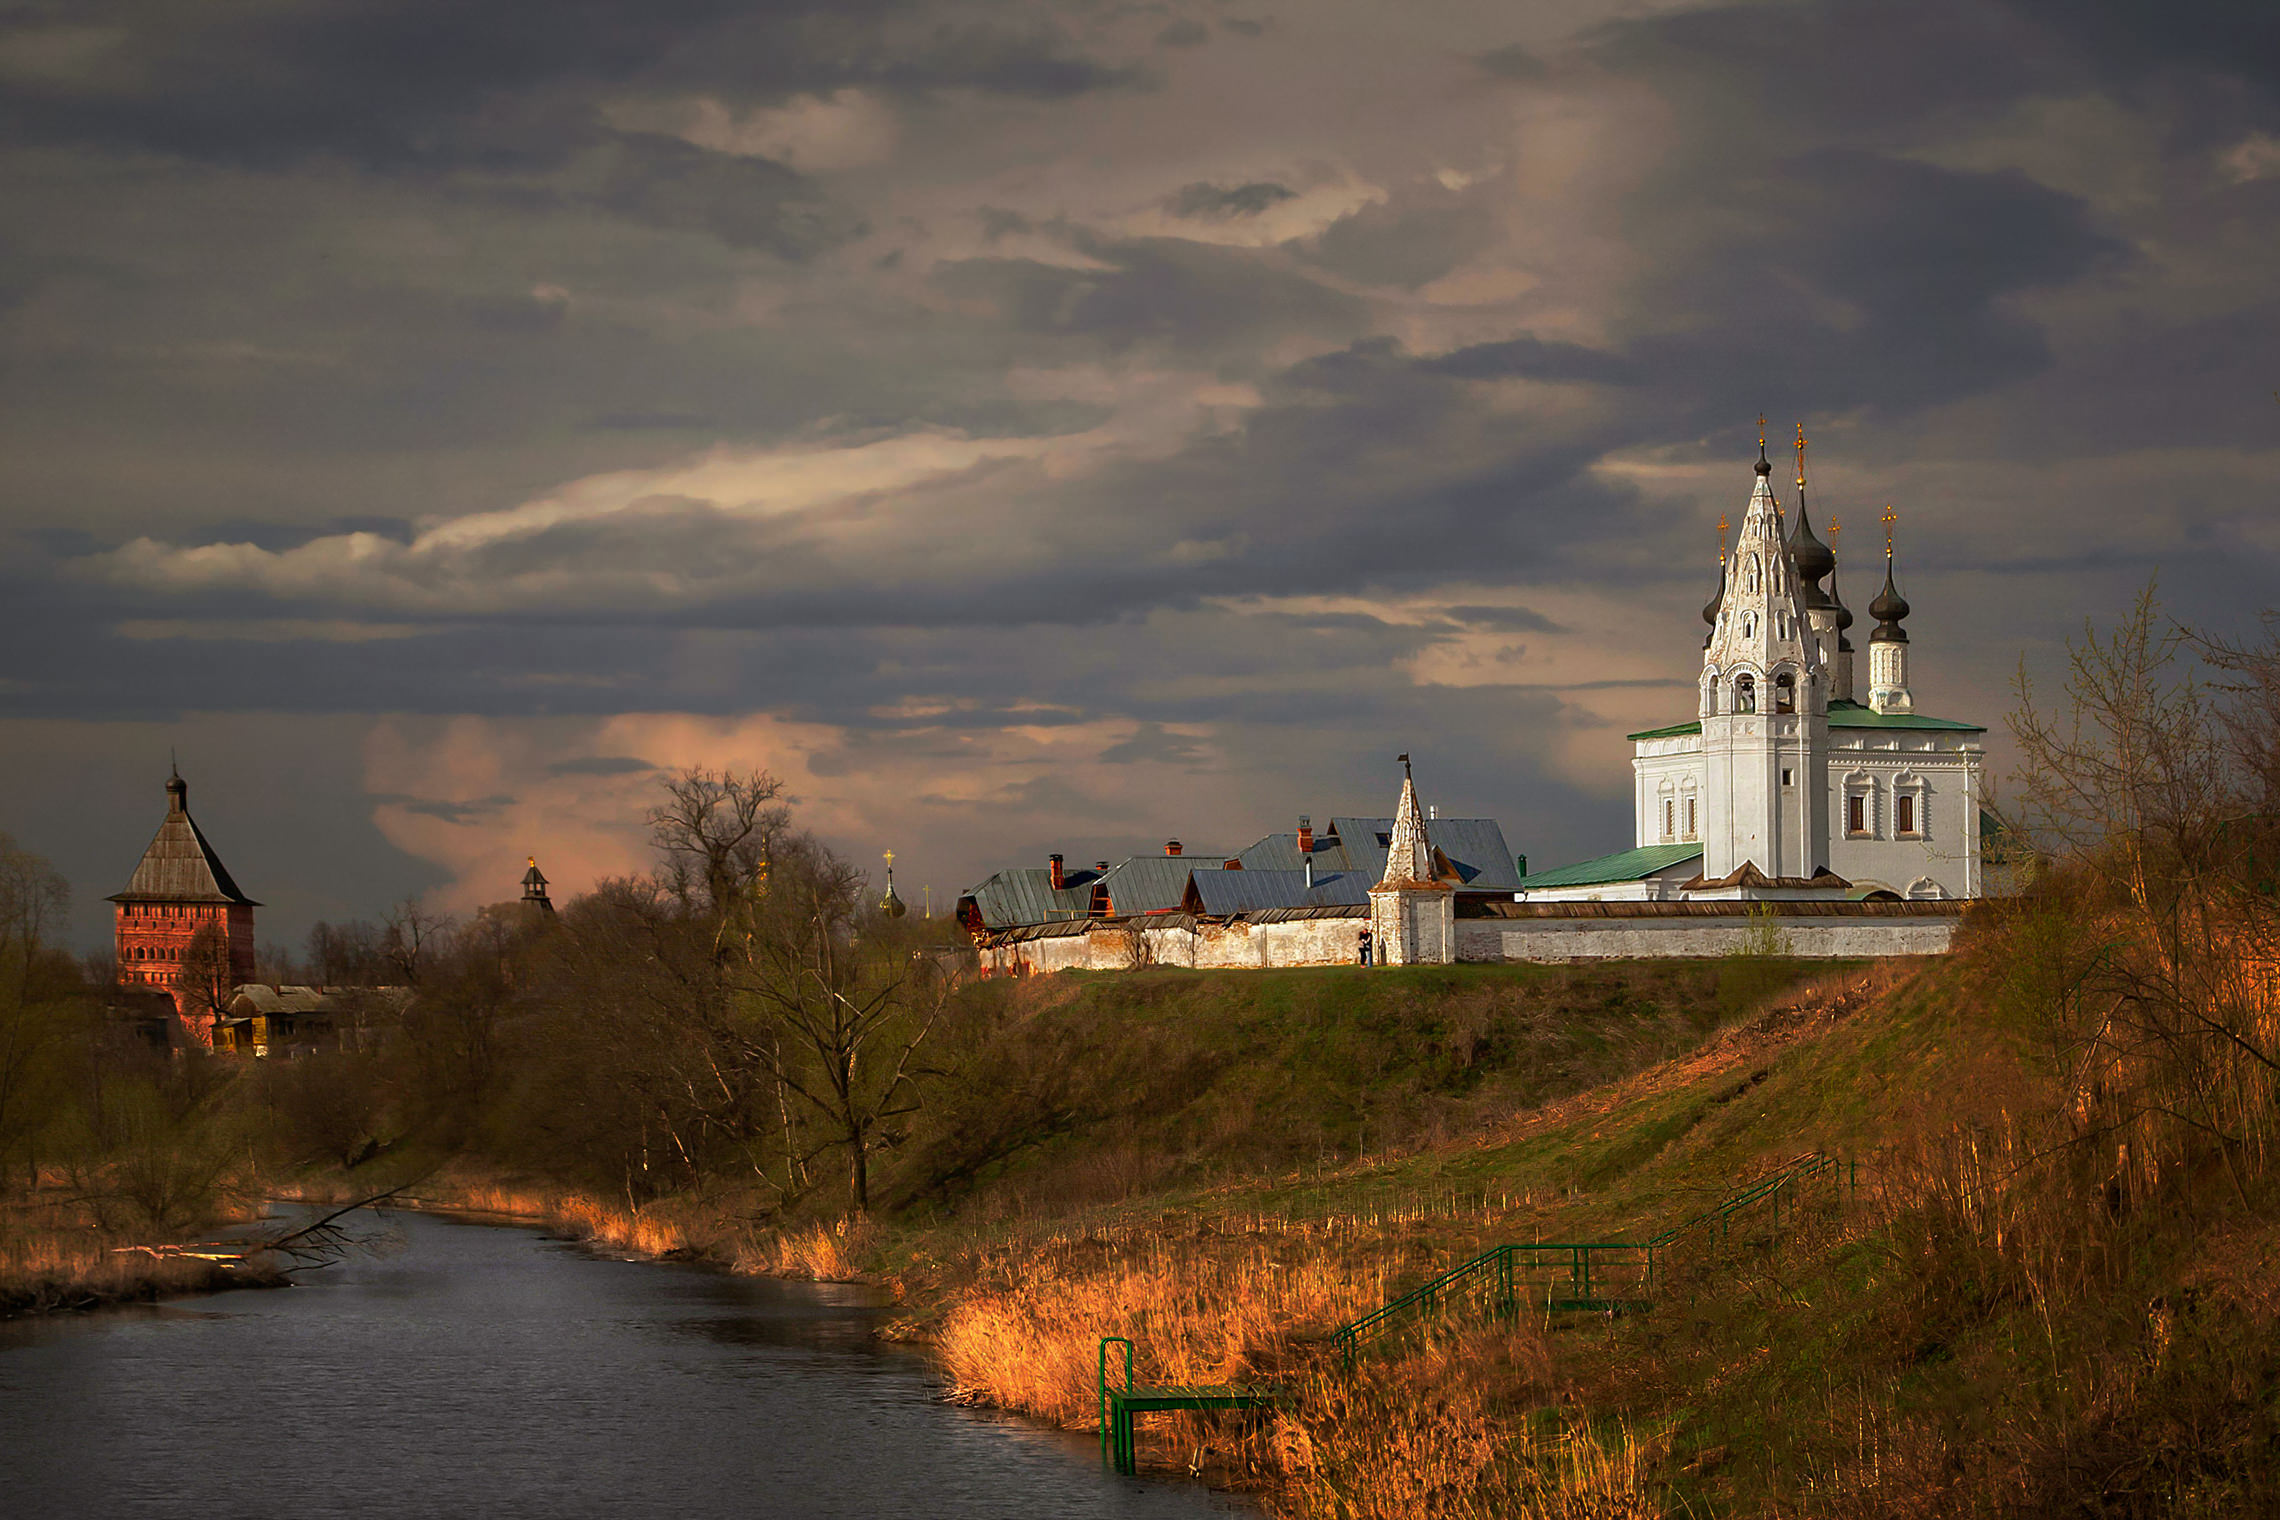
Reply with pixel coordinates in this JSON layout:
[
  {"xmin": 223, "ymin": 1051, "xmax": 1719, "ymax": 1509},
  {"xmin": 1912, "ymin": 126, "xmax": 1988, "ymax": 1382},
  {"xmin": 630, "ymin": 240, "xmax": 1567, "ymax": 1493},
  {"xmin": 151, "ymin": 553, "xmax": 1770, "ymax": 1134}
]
[
  {"xmin": 1165, "ymin": 839, "xmax": 1182, "ymax": 856},
  {"xmin": 1048, "ymin": 853, "xmax": 1065, "ymax": 889},
  {"xmin": 1297, "ymin": 815, "xmax": 1313, "ymax": 854}
]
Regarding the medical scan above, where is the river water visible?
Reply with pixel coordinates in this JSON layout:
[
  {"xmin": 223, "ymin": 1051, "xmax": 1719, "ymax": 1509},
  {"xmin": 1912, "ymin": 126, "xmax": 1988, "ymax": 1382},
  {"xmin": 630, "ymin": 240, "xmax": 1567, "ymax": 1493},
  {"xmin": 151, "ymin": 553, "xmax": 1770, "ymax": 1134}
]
[{"xmin": 0, "ymin": 1209, "xmax": 1248, "ymax": 1519}]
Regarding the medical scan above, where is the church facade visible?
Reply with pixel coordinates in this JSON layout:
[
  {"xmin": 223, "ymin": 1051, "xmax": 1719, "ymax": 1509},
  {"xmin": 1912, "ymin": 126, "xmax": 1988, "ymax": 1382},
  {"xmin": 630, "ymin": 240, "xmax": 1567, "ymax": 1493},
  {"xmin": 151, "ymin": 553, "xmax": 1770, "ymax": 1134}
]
[{"xmin": 1524, "ymin": 432, "xmax": 1986, "ymax": 904}]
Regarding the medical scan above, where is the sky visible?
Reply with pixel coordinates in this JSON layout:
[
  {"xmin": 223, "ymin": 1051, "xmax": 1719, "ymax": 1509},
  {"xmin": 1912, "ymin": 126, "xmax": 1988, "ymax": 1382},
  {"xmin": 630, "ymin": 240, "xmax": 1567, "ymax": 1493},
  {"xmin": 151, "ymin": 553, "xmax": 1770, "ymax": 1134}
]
[{"xmin": 2, "ymin": 0, "xmax": 2276, "ymax": 954}]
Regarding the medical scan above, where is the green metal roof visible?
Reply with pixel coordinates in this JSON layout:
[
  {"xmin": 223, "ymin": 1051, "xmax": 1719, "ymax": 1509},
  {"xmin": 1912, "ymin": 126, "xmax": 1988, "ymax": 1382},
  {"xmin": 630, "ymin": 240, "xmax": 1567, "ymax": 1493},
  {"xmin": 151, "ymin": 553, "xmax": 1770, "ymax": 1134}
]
[
  {"xmin": 1518, "ymin": 842, "xmax": 1703, "ymax": 889},
  {"xmin": 1626, "ymin": 699, "xmax": 1984, "ymax": 742}
]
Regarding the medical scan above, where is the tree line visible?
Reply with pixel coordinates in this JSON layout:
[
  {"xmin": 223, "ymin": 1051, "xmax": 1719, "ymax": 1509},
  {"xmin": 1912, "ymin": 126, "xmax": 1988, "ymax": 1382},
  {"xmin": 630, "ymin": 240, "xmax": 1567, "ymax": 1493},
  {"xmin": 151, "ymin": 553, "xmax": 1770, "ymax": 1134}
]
[{"xmin": 0, "ymin": 768, "xmax": 960, "ymax": 1226}]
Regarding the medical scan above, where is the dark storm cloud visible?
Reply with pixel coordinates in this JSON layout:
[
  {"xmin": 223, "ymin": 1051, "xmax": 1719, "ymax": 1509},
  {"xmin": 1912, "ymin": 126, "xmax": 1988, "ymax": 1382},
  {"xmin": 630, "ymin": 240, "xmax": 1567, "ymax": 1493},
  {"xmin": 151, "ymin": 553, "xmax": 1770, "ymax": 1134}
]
[
  {"xmin": 548, "ymin": 756, "xmax": 659, "ymax": 776},
  {"xmin": 6, "ymin": 0, "xmax": 2280, "ymax": 935},
  {"xmin": 1302, "ymin": 196, "xmax": 1498, "ymax": 290},
  {"xmin": 1419, "ymin": 336, "xmax": 1641, "ymax": 386},
  {"xmin": 0, "ymin": 1, "xmax": 1138, "ymax": 173},
  {"xmin": 1613, "ymin": 150, "xmax": 2121, "ymax": 421},
  {"xmin": 1164, "ymin": 180, "xmax": 1297, "ymax": 219}
]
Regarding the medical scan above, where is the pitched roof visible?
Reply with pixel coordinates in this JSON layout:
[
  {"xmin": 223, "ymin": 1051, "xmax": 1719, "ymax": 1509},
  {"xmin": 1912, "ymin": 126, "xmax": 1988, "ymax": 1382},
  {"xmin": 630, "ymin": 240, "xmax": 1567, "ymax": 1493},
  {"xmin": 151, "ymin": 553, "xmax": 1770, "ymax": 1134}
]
[
  {"xmin": 1518, "ymin": 843, "xmax": 1703, "ymax": 890},
  {"xmin": 957, "ymin": 864, "xmax": 1100, "ymax": 930},
  {"xmin": 1627, "ymin": 699, "xmax": 1984, "ymax": 743},
  {"xmin": 1098, "ymin": 854, "xmax": 1230, "ymax": 915},
  {"xmin": 1313, "ymin": 817, "xmax": 1523, "ymax": 892},
  {"xmin": 1184, "ymin": 868, "xmax": 1372, "ymax": 915},
  {"xmin": 108, "ymin": 782, "xmax": 258, "ymax": 906}
]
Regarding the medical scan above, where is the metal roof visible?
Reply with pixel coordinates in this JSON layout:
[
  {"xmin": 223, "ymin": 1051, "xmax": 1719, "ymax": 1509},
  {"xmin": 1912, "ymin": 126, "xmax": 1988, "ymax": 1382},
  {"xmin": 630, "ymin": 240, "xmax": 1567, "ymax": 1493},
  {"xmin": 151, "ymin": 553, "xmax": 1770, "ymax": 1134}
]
[
  {"xmin": 1627, "ymin": 699, "xmax": 1984, "ymax": 743},
  {"xmin": 957, "ymin": 865, "xmax": 1100, "ymax": 930},
  {"xmin": 1098, "ymin": 854, "xmax": 1230, "ymax": 915},
  {"xmin": 1518, "ymin": 843, "xmax": 1703, "ymax": 889},
  {"xmin": 1186, "ymin": 867, "xmax": 1371, "ymax": 915},
  {"xmin": 108, "ymin": 799, "xmax": 258, "ymax": 906},
  {"xmin": 1321, "ymin": 817, "xmax": 1523, "ymax": 892}
]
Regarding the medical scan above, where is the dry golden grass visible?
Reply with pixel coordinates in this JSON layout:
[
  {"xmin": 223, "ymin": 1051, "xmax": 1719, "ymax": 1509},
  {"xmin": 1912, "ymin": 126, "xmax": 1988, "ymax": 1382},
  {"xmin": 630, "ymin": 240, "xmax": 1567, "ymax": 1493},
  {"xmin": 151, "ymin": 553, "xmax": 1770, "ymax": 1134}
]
[
  {"xmin": 935, "ymin": 1234, "xmax": 1393, "ymax": 1429},
  {"xmin": 0, "ymin": 1196, "xmax": 274, "ymax": 1315}
]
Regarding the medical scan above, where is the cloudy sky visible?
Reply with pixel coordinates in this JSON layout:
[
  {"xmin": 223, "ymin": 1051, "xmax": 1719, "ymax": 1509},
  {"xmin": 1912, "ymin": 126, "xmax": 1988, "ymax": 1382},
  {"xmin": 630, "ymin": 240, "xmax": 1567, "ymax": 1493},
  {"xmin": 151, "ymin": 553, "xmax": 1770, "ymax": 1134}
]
[{"xmin": 3, "ymin": 0, "xmax": 2276, "ymax": 952}]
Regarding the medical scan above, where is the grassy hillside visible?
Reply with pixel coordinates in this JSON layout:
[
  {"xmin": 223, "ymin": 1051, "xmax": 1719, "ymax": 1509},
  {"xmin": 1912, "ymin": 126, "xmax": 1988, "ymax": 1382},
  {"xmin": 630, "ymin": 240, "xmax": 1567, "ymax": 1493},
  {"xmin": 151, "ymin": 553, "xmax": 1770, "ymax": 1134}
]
[{"xmin": 872, "ymin": 930, "xmax": 2280, "ymax": 1518}]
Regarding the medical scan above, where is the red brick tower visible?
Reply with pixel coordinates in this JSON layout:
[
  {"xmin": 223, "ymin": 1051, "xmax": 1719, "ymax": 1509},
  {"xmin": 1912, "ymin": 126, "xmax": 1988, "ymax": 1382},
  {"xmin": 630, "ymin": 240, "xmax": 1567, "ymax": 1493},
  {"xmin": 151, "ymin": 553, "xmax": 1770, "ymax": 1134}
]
[{"xmin": 109, "ymin": 767, "xmax": 259, "ymax": 1044}]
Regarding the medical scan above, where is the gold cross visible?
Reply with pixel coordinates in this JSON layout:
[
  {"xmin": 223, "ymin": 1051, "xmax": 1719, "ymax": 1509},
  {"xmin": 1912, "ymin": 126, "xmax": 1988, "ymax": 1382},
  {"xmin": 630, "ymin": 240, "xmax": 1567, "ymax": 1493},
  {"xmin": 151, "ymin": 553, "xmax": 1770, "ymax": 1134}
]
[
  {"xmin": 1795, "ymin": 421, "xmax": 1808, "ymax": 488},
  {"xmin": 1880, "ymin": 503, "xmax": 1897, "ymax": 555},
  {"xmin": 883, "ymin": 849, "xmax": 895, "ymax": 869},
  {"xmin": 1828, "ymin": 517, "xmax": 1841, "ymax": 543},
  {"xmin": 1716, "ymin": 512, "xmax": 1729, "ymax": 559},
  {"xmin": 1756, "ymin": 413, "xmax": 1766, "ymax": 450}
]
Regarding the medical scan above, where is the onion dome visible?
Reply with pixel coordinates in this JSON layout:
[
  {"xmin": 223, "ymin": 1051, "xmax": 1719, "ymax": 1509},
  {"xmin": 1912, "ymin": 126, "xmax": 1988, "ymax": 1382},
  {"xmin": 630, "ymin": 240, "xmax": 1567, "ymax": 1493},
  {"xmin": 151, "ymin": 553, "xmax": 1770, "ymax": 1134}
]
[
  {"xmin": 1702, "ymin": 559, "xmax": 1725, "ymax": 634},
  {"xmin": 1828, "ymin": 564, "xmax": 1855, "ymax": 649},
  {"xmin": 1787, "ymin": 505, "xmax": 1835, "ymax": 609},
  {"xmin": 1869, "ymin": 556, "xmax": 1910, "ymax": 643}
]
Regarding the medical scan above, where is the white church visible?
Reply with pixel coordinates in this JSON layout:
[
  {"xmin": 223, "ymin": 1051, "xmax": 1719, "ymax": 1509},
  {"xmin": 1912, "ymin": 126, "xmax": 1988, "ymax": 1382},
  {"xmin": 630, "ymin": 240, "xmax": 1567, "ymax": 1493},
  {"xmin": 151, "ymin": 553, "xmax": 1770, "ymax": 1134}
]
[{"xmin": 1518, "ymin": 429, "xmax": 1987, "ymax": 905}]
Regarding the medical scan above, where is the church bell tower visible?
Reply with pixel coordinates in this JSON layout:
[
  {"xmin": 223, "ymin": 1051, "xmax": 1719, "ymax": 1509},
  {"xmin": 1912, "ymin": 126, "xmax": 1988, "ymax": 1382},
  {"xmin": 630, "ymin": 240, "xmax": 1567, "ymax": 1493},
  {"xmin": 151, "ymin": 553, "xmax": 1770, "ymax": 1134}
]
[{"xmin": 1696, "ymin": 424, "xmax": 1832, "ymax": 885}]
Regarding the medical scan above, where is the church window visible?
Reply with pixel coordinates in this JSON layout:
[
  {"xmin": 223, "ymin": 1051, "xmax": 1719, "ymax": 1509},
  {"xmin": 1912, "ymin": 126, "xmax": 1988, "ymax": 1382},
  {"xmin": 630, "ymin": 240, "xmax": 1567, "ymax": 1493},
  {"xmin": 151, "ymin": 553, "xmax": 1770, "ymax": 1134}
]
[
  {"xmin": 1782, "ymin": 768, "xmax": 1794, "ymax": 788},
  {"xmin": 1775, "ymin": 672, "xmax": 1796, "ymax": 713},
  {"xmin": 1776, "ymin": 611, "xmax": 1788, "ymax": 639},
  {"xmin": 1897, "ymin": 793, "xmax": 1917, "ymax": 835},
  {"xmin": 1663, "ymin": 799, "xmax": 1675, "ymax": 840},
  {"xmin": 1847, "ymin": 795, "xmax": 1865, "ymax": 834},
  {"xmin": 1684, "ymin": 796, "xmax": 1697, "ymax": 838},
  {"xmin": 1734, "ymin": 674, "xmax": 1756, "ymax": 713},
  {"xmin": 1741, "ymin": 612, "xmax": 1757, "ymax": 640},
  {"xmin": 1744, "ymin": 557, "xmax": 1759, "ymax": 594}
]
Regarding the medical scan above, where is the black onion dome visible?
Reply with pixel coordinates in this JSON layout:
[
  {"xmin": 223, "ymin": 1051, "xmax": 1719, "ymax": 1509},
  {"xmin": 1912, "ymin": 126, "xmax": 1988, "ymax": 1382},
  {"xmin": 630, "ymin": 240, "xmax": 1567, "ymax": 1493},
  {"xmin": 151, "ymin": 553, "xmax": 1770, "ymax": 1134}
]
[
  {"xmin": 1869, "ymin": 557, "xmax": 1910, "ymax": 643},
  {"xmin": 1754, "ymin": 443, "xmax": 1773, "ymax": 477},
  {"xmin": 1829, "ymin": 564, "xmax": 1855, "ymax": 648},
  {"xmin": 1703, "ymin": 562, "xmax": 1725, "ymax": 627},
  {"xmin": 1787, "ymin": 504, "xmax": 1835, "ymax": 592}
]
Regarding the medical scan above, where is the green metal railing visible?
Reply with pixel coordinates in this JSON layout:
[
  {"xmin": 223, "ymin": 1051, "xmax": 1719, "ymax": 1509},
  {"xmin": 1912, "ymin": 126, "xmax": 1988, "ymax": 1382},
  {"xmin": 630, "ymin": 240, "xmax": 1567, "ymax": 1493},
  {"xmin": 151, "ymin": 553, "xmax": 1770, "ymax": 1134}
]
[
  {"xmin": 1327, "ymin": 1152, "xmax": 1856, "ymax": 1367},
  {"xmin": 1098, "ymin": 1335, "xmax": 1280, "ymax": 1474}
]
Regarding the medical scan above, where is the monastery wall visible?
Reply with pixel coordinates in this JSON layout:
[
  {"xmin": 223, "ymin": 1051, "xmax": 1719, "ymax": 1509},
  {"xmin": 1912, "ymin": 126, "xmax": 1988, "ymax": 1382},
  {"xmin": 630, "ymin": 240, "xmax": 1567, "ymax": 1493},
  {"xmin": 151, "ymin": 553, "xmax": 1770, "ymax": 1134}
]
[
  {"xmin": 1456, "ymin": 909, "xmax": 1957, "ymax": 961},
  {"xmin": 977, "ymin": 903, "xmax": 1961, "ymax": 974}
]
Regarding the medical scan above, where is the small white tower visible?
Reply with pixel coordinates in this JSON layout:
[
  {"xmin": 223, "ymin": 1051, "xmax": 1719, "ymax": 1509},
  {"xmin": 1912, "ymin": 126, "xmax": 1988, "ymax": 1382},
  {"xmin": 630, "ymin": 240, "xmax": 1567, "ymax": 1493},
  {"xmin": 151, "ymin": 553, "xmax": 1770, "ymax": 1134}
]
[
  {"xmin": 1368, "ymin": 756, "xmax": 1454, "ymax": 965},
  {"xmin": 1697, "ymin": 424, "xmax": 1832, "ymax": 885},
  {"xmin": 1867, "ymin": 506, "xmax": 1914, "ymax": 714}
]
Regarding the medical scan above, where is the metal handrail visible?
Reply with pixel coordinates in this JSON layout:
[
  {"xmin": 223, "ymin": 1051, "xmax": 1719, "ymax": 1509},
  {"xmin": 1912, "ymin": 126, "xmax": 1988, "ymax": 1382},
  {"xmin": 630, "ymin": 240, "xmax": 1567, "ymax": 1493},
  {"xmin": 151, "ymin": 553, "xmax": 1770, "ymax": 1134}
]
[{"xmin": 1328, "ymin": 1151, "xmax": 1856, "ymax": 1366}]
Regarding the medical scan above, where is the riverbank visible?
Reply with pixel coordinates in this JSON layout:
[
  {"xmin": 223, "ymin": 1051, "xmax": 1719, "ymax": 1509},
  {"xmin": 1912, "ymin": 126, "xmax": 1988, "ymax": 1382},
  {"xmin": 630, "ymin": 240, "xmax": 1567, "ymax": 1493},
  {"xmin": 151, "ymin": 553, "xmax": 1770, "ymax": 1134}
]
[{"xmin": 0, "ymin": 1203, "xmax": 289, "ymax": 1318}]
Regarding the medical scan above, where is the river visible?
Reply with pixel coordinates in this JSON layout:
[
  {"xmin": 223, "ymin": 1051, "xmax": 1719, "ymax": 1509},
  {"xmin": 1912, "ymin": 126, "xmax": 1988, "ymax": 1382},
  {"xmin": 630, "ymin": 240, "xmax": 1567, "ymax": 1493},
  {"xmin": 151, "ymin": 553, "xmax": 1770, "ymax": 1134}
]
[{"xmin": 0, "ymin": 1209, "xmax": 1250, "ymax": 1519}]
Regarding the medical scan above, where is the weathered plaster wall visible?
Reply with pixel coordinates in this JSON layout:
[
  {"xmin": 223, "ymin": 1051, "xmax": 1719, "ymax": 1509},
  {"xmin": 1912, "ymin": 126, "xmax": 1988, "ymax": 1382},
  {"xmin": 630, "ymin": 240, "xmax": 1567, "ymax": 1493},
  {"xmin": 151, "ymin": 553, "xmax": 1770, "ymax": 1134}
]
[{"xmin": 979, "ymin": 915, "xmax": 1364, "ymax": 975}]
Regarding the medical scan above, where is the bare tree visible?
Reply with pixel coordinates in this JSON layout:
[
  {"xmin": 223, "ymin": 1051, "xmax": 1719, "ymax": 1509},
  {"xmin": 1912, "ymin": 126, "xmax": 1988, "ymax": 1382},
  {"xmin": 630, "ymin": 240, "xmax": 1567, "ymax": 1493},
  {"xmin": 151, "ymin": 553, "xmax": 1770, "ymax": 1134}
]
[
  {"xmin": 381, "ymin": 899, "xmax": 454, "ymax": 987},
  {"xmin": 732, "ymin": 834, "xmax": 947, "ymax": 1215},
  {"xmin": 648, "ymin": 767, "xmax": 790, "ymax": 917},
  {"xmin": 173, "ymin": 923, "xmax": 237, "ymax": 1031}
]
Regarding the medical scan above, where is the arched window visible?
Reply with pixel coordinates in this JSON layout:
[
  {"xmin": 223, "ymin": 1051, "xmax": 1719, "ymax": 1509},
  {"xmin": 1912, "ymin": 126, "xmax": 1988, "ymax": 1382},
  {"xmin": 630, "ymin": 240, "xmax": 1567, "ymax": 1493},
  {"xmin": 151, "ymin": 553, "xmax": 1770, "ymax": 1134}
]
[
  {"xmin": 1741, "ymin": 611, "xmax": 1757, "ymax": 640},
  {"xmin": 1734, "ymin": 674, "xmax": 1756, "ymax": 713},
  {"xmin": 1775, "ymin": 671, "xmax": 1796, "ymax": 713},
  {"xmin": 1744, "ymin": 556, "xmax": 1760, "ymax": 594}
]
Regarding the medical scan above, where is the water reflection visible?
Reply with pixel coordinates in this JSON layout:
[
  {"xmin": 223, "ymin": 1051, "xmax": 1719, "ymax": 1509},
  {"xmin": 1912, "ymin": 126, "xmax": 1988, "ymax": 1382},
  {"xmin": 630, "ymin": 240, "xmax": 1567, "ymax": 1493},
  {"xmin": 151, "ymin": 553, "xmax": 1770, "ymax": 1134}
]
[{"xmin": 0, "ymin": 1209, "xmax": 1249, "ymax": 1519}]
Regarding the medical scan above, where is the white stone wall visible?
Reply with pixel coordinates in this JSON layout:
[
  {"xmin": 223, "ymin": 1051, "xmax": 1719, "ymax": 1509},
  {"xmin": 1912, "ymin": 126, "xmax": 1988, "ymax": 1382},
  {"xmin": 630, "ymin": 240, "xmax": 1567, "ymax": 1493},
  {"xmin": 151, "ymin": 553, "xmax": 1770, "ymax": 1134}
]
[
  {"xmin": 1370, "ymin": 886, "xmax": 1454, "ymax": 965},
  {"xmin": 977, "ymin": 916, "xmax": 1365, "ymax": 975},
  {"xmin": 976, "ymin": 907, "xmax": 1958, "ymax": 974},
  {"xmin": 1633, "ymin": 735, "xmax": 1705, "ymax": 847},
  {"xmin": 1455, "ymin": 914, "xmax": 1957, "ymax": 961},
  {"xmin": 1826, "ymin": 731, "xmax": 1982, "ymax": 898}
]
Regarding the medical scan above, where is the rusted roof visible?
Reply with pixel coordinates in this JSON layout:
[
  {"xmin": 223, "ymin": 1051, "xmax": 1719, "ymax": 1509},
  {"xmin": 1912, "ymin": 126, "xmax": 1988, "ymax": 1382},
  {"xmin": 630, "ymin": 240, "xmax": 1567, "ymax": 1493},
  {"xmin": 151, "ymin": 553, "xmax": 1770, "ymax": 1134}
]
[{"xmin": 108, "ymin": 781, "xmax": 258, "ymax": 906}]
